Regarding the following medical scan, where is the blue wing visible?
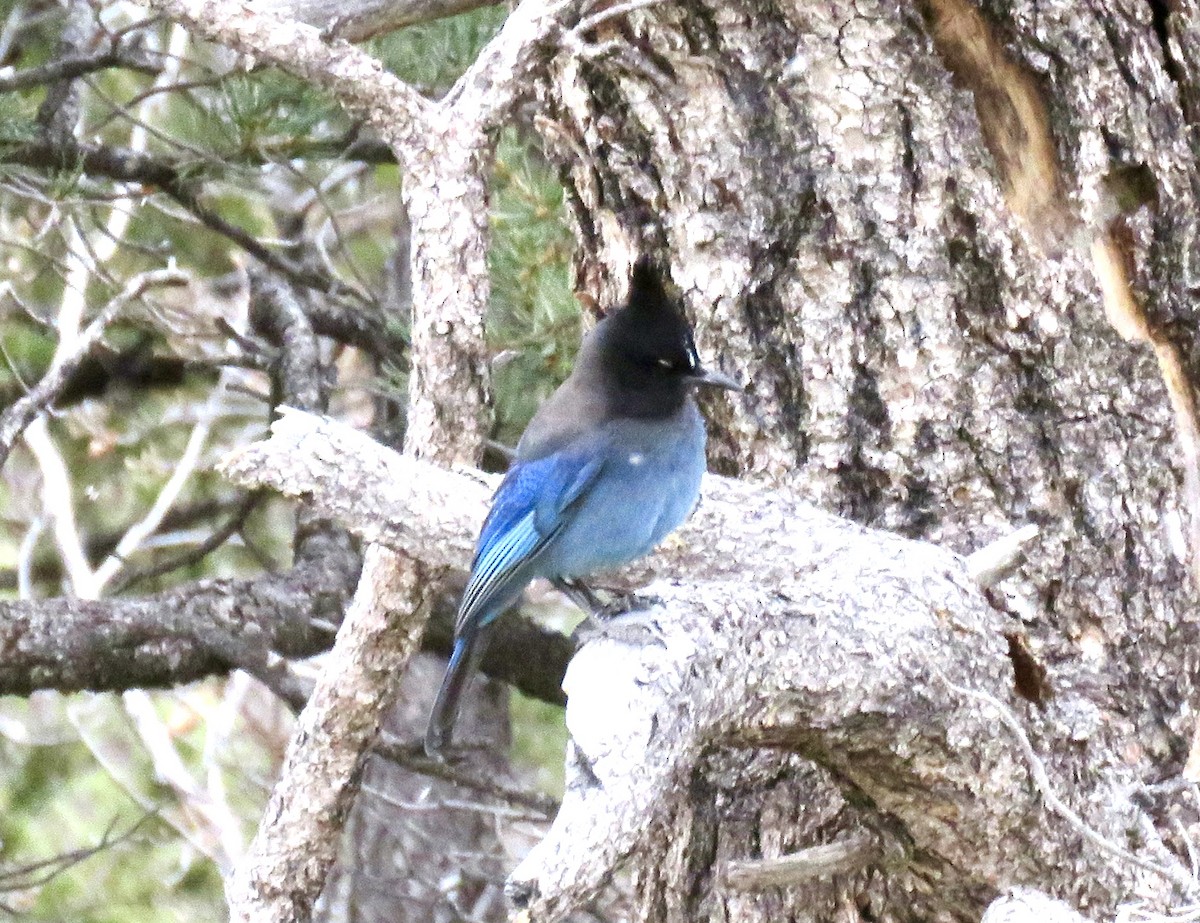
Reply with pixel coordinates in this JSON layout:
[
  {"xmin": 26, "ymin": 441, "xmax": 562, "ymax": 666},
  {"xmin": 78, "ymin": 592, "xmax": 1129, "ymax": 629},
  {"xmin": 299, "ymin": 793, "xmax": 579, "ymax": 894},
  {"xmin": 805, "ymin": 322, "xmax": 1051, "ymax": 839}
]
[{"xmin": 455, "ymin": 447, "xmax": 605, "ymax": 633}]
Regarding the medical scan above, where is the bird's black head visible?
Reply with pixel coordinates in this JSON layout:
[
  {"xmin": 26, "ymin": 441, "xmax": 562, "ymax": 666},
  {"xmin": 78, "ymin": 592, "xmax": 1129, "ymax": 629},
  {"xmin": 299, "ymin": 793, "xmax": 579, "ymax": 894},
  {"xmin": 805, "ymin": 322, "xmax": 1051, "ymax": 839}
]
[{"xmin": 590, "ymin": 259, "xmax": 738, "ymax": 419}]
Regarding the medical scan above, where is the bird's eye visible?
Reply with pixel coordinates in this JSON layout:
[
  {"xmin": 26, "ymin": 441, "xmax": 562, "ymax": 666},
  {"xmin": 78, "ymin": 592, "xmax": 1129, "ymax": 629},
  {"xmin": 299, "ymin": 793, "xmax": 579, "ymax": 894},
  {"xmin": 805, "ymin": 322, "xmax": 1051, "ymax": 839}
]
[{"xmin": 656, "ymin": 358, "xmax": 673, "ymax": 369}]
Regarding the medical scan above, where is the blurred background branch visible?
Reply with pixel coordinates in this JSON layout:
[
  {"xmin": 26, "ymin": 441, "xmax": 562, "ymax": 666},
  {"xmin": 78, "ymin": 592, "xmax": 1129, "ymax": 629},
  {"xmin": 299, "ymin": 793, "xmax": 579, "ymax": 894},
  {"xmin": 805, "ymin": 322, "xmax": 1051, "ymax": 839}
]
[{"xmin": 0, "ymin": 0, "xmax": 578, "ymax": 918}]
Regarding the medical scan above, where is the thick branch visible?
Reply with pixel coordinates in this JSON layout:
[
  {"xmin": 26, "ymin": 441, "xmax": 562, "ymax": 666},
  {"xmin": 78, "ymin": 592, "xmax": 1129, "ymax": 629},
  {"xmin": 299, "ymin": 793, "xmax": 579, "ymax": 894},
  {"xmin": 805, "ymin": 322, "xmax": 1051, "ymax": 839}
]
[
  {"xmin": 0, "ymin": 530, "xmax": 359, "ymax": 696},
  {"xmin": 0, "ymin": 554, "xmax": 569, "ymax": 705},
  {"xmin": 219, "ymin": 408, "xmax": 876, "ymax": 588},
  {"xmin": 225, "ymin": 546, "xmax": 433, "ymax": 923},
  {"xmin": 220, "ymin": 410, "xmax": 1185, "ymax": 921},
  {"xmin": 144, "ymin": 0, "xmax": 430, "ymax": 154}
]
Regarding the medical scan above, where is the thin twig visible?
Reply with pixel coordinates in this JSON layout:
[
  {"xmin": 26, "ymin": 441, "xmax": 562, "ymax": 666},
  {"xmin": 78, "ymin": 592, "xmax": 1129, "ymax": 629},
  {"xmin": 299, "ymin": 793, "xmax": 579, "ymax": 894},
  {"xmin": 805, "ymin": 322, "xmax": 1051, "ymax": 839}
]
[
  {"xmin": 89, "ymin": 375, "xmax": 227, "ymax": 593},
  {"xmin": 0, "ymin": 266, "xmax": 187, "ymax": 472},
  {"xmin": 939, "ymin": 672, "xmax": 1199, "ymax": 895},
  {"xmin": 66, "ymin": 697, "xmax": 226, "ymax": 863},
  {"xmin": 374, "ymin": 736, "xmax": 561, "ymax": 818},
  {"xmin": 109, "ymin": 493, "xmax": 261, "ymax": 594},
  {"xmin": 23, "ymin": 416, "xmax": 95, "ymax": 593},
  {"xmin": 0, "ymin": 810, "xmax": 157, "ymax": 893},
  {"xmin": 121, "ymin": 689, "xmax": 243, "ymax": 873},
  {"xmin": 0, "ymin": 41, "xmax": 160, "ymax": 93}
]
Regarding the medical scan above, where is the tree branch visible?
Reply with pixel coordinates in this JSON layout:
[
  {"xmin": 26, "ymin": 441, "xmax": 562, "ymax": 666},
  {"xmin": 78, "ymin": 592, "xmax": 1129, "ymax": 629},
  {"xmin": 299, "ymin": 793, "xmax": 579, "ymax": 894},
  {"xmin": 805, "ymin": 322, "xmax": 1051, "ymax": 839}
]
[
  {"xmin": 225, "ymin": 545, "xmax": 435, "ymax": 923},
  {"xmin": 0, "ymin": 548, "xmax": 570, "ymax": 706},
  {"xmin": 257, "ymin": 0, "xmax": 502, "ymax": 43},
  {"xmin": 218, "ymin": 409, "xmax": 1183, "ymax": 921},
  {"xmin": 0, "ymin": 267, "xmax": 187, "ymax": 473},
  {"xmin": 143, "ymin": 0, "xmax": 430, "ymax": 154},
  {"xmin": 0, "ymin": 40, "xmax": 160, "ymax": 93},
  {"xmin": 0, "ymin": 530, "xmax": 359, "ymax": 696}
]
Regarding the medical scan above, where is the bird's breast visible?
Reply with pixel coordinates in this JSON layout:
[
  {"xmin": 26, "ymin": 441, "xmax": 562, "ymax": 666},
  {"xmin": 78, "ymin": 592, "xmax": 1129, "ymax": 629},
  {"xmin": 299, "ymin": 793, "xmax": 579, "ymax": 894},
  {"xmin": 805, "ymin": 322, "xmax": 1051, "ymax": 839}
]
[{"xmin": 539, "ymin": 404, "xmax": 707, "ymax": 579}]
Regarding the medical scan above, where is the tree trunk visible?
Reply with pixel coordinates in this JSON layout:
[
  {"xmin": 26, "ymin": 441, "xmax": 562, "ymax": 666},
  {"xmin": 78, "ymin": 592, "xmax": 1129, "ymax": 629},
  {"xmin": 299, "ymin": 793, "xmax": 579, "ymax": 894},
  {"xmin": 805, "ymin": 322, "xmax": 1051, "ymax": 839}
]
[{"xmin": 532, "ymin": 0, "xmax": 1200, "ymax": 919}]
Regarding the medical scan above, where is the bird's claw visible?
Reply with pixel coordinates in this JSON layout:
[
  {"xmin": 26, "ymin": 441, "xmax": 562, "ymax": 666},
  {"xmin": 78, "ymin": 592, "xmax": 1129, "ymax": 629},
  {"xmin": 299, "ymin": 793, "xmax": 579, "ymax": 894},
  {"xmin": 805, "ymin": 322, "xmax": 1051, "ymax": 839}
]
[{"xmin": 573, "ymin": 606, "xmax": 665, "ymax": 647}]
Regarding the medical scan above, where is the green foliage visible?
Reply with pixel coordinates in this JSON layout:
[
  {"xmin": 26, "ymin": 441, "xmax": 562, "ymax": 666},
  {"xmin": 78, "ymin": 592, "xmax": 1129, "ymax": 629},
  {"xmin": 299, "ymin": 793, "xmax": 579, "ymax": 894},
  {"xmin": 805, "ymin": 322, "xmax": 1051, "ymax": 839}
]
[
  {"xmin": 509, "ymin": 689, "xmax": 568, "ymax": 798},
  {"xmin": 371, "ymin": 6, "xmax": 507, "ymax": 93},
  {"xmin": 0, "ymin": 700, "xmax": 229, "ymax": 923},
  {"xmin": 0, "ymin": 4, "xmax": 581, "ymax": 919},
  {"xmin": 0, "ymin": 95, "xmax": 39, "ymax": 146},
  {"xmin": 486, "ymin": 130, "xmax": 580, "ymax": 447},
  {"xmin": 208, "ymin": 71, "xmax": 345, "ymax": 159}
]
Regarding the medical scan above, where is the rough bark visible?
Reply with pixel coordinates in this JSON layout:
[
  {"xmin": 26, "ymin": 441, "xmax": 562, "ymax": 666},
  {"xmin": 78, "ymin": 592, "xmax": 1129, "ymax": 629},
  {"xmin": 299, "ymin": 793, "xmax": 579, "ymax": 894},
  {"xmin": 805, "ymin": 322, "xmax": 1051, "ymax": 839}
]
[
  {"xmin": 221, "ymin": 410, "xmax": 1196, "ymax": 921},
  {"xmin": 41, "ymin": 0, "xmax": 1200, "ymax": 920},
  {"xmin": 0, "ymin": 555, "xmax": 570, "ymax": 707},
  {"xmin": 225, "ymin": 546, "xmax": 436, "ymax": 923},
  {"xmin": 0, "ymin": 532, "xmax": 357, "ymax": 695},
  {"xmin": 527, "ymin": 0, "xmax": 1200, "ymax": 919}
]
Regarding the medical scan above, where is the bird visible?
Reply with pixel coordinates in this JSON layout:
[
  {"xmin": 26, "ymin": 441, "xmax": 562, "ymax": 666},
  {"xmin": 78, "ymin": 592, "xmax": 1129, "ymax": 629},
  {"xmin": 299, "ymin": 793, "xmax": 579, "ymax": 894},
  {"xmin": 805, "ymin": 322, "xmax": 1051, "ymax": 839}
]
[{"xmin": 424, "ymin": 258, "xmax": 739, "ymax": 756}]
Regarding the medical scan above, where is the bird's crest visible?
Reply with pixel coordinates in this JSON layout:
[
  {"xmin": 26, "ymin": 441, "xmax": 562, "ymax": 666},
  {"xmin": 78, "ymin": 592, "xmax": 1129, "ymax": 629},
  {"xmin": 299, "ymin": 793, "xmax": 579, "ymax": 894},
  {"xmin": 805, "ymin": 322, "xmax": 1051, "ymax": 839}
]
[{"xmin": 625, "ymin": 257, "xmax": 673, "ymax": 317}]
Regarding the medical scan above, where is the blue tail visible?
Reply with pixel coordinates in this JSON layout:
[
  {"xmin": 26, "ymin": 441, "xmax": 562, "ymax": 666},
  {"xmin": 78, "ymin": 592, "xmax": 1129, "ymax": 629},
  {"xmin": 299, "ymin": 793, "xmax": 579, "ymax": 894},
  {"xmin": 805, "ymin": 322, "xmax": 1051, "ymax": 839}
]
[{"xmin": 425, "ymin": 630, "xmax": 484, "ymax": 757}]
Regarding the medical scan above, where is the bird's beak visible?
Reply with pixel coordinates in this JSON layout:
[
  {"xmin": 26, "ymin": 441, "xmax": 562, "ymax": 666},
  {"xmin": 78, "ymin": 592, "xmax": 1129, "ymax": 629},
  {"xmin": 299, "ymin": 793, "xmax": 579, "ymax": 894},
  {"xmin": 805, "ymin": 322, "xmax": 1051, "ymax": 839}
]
[{"xmin": 691, "ymin": 366, "xmax": 742, "ymax": 391}]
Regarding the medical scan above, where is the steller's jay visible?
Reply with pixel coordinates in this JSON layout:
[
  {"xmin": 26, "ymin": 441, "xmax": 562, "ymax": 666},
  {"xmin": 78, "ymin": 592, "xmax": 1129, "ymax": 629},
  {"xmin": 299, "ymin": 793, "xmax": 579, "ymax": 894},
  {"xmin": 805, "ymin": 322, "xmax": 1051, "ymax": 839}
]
[{"xmin": 425, "ymin": 259, "xmax": 739, "ymax": 756}]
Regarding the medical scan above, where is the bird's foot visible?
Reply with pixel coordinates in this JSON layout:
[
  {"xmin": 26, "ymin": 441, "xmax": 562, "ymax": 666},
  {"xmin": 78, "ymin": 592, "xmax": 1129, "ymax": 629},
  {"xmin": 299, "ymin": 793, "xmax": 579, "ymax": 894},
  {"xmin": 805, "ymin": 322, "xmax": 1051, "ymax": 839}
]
[
  {"xmin": 573, "ymin": 605, "xmax": 664, "ymax": 647},
  {"xmin": 553, "ymin": 577, "xmax": 653, "ymax": 619},
  {"xmin": 552, "ymin": 577, "xmax": 606, "ymax": 618},
  {"xmin": 598, "ymin": 588, "xmax": 656, "ymax": 618}
]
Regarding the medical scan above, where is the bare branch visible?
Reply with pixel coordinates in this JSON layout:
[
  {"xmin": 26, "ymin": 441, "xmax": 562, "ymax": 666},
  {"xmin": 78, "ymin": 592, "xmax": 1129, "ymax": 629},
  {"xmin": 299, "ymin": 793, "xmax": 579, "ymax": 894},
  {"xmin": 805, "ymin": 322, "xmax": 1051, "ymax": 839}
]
[
  {"xmin": 374, "ymin": 736, "xmax": 560, "ymax": 818},
  {"xmin": 0, "ymin": 533, "xmax": 568, "ymax": 711},
  {"xmin": 0, "ymin": 531, "xmax": 360, "ymax": 697},
  {"xmin": 226, "ymin": 545, "xmax": 433, "ymax": 923},
  {"xmin": 444, "ymin": 0, "xmax": 583, "ymax": 136},
  {"xmin": 108, "ymin": 494, "xmax": 261, "ymax": 594},
  {"xmin": 0, "ymin": 811, "xmax": 157, "ymax": 894},
  {"xmin": 90, "ymin": 376, "xmax": 226, "ymax": 593},
  {"xmin": 0, "ymin": 267, "xmax": 187, "ymax": 472},
  {"xmin": 219, "ymin": 408, "xmax": 489, "ymax": 565},
  {"xmin": 0, "ymin": 40, "xmax": 160, "ymax": 92},
  {"xmin": 216, "ymin": 407, "xmax": 865, "ymax": 590}
]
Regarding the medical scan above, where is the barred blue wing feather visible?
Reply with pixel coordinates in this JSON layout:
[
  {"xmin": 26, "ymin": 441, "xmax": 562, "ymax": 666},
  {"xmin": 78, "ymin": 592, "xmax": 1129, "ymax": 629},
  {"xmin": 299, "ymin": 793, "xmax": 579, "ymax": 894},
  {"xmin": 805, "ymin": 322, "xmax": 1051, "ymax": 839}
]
[
  {"xmin": 454, "ymin": 450, "xmax": 606, "ymax": 634},
  {"xmin": 455, "ymin": 511, "xmax": 545, "ymax": 633}
]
